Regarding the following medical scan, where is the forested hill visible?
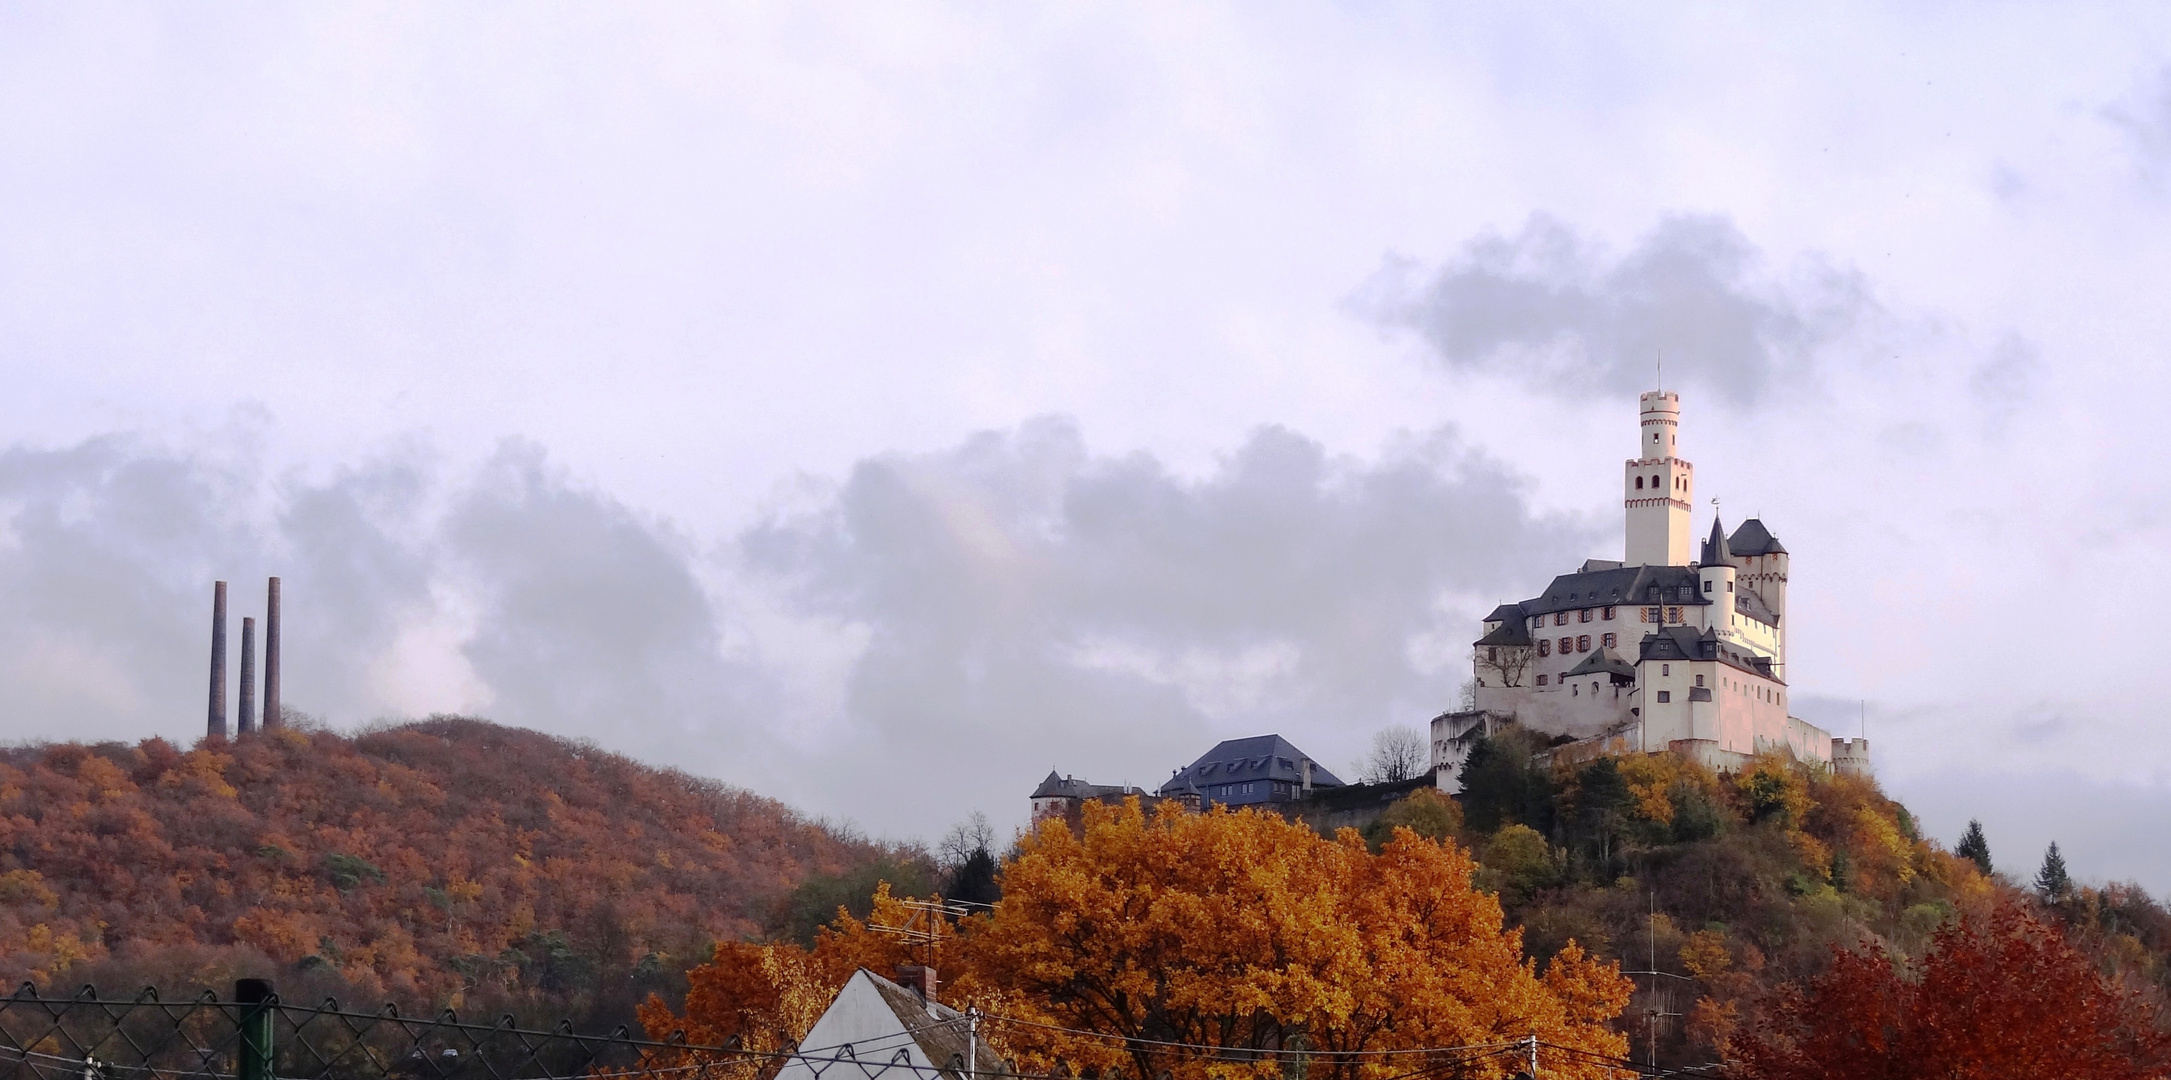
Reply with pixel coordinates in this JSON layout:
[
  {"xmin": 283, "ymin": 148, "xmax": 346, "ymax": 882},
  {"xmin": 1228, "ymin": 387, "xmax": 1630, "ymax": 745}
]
[{"xmin": 0, "ymin": 718, "xmax": 897, "ymax": 1026}]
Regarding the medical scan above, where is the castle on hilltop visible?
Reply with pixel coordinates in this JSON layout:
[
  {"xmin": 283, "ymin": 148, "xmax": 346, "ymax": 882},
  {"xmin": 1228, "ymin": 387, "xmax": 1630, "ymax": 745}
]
[{"xmin": 1433, "ymin": 390, "xmax": 1870, "ymax": 781}]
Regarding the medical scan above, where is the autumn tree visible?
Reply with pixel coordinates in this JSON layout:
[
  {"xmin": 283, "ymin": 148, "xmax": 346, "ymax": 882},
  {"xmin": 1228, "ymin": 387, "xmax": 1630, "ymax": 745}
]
[
  {"xmin": 962, "ymin": 801, "xmax": 1626, "ymax": 1080},
  {"xmin": 651, "ymin": 799, "xmax": 1632, "ymax": 1080},
  {"xmin": 1727, "ymin": 901, "xmax": 2171, "ymax": 1080}
]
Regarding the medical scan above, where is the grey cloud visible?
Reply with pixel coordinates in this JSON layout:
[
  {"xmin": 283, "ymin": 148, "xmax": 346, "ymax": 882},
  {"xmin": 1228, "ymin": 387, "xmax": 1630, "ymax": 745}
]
[
  {"xmin": 1970, "ymin": 334, "xmax": 2039, "ymax": 433},
  {"xmin": 444, "ymin": 442, "xmax": 768, "ymax": 750},
  {"xmin": 2108, "ymin": 67, "xmax": 2171, "ymax": 174},
  {"xmin": 0, "ymin": 420, "xmax": 1591, "ymax": 843},
  {"xmin": 1362, "ymin": 214, "xmax": 1874, "ymax": 405},
  {"xmin": 0, "ymin": 436, "xmax": 432, "ymax": 736},
  {"xmin": 741, "ymin": 416, "xmax": 1593, "ymax": 834}
]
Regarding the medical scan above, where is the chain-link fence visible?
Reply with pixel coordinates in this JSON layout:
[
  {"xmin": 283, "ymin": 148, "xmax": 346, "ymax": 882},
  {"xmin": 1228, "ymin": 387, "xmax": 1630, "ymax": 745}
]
[{"xmin": 0, "ymin": 981, "xmax": 753, "ymax": 1080}]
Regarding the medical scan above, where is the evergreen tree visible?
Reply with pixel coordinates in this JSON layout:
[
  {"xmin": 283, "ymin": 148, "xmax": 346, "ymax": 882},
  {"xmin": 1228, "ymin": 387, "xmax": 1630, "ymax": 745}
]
[
  {"xmin": 2034, "ymin": 841, "xmax": 2071, "ymax": 901},
  {"xmin": 945, "ymin": 846, "xmax": 1001, "ymax": 909},
  {"xmin": 1455, "ymin": 729, "xmax": 1555, "ymax": 835},
  {"xmin": 1955, "ymin": 819, "xmax": 1993, "ymax": 876}
]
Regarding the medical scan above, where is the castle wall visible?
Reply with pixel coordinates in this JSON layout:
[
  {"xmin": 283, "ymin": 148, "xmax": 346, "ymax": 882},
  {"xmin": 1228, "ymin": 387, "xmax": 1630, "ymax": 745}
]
[{"xmin": 1475, "ymin": 681, "xmax": 1632, "ymax": 740}]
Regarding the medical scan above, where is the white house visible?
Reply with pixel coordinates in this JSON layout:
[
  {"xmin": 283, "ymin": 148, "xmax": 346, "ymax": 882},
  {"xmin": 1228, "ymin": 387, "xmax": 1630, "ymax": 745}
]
[
  {"xmin": 1434, "ymin": 390, "xmax": 1870, "ymax": 782},
  {"xmin": 773, "ymin": 969, "xmax": 1004, "ymax": 1080}
]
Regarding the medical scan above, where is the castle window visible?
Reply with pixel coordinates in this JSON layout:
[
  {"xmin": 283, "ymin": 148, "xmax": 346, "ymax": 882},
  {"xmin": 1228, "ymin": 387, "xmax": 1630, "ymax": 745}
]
[
  {"xmin": 1602, "ymin": 632, "xmax": 1617, "ymax": 648},
  {"xmin": 1667, "ymin": 606, "xmax": 1683, "ymax": 623},
  {"xmin": 1487, "ymin": 647, "xmax": 1498, "ymax": 662},
  {"xmin": 1558, "ymin": 636, "xmax": 1573, "ymax": 653},
  {"xmin": 1555, "ymin": 612, "xmax": 1569, "ymax": 626},
  {"xmin": 1651, "ymin": 474, "xmax": 1660, "ymax": 487},
  {"xmin": 1703, "ymin": 580, "xmax": 1713, "ymax": 593},
  {"xmin": 1657, "ymin": 691, "xmax": 1671, "ymax": 703},
  {"xmin": 1537, "ymin": 640, "xmax": 1551, "ymax": 657},
  {"xmin": 1603, "ymin": 606, "xmax": 1616, "ymax": 619},
  {"xmin": 1537, "ymin": 675, "xmax": 1549, "ymax": 686},
  {"xmin": 1635, "ymin": 476, "xmax": 1644, "ymax": 489},
  {"xmin": 1578, "ymin": 609, "xmax": 1592, "ymax": 623},
  {"xmin": 1571, "ymin": 684, "xmax": 1579, "ymax": 696},
  {"xmin": 1643, "ymin": 607, "xmax": 1660, "ymax": 623},
  {"xmin": 1695, "ymin": 674, "xmax": 1705, "ymax": 687},
  {"xmin": 1662, "ymin": 664, "xmax": 1670, "ymax": 676},
  {"xmin": 1576, "ymin": 635, "xmax": 1591, "ymax": 652}
]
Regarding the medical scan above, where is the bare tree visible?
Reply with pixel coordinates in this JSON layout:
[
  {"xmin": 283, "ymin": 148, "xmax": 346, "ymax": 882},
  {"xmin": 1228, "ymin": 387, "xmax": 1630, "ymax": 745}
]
[
  {"xmin": 938, "ymin": 811, "xmax": 996, "ymax": 872},
  {"xmin": 1473, "ymin": 644, "xmax": 1534, "ymax": 689},
  {"xmin": 1361, "ymin": 725, "xmax": 1429, "ymax": 785}
]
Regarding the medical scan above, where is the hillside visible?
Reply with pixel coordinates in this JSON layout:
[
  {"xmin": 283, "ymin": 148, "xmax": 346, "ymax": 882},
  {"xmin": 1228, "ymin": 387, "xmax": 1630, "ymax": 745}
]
[
  {"xmin": 0, "ymin": 718, "xmax": 901, "ymax": 1026},
  {"xmin": 1445, "ymin": 729, "xmax": 2171, "ymax": 1067}
]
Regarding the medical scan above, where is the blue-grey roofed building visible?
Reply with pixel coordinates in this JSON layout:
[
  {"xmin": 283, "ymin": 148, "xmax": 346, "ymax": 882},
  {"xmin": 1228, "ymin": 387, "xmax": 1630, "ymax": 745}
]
[{"xmin": 1156, "ymin": 734, "xmax": 1344, "ymax": 808}]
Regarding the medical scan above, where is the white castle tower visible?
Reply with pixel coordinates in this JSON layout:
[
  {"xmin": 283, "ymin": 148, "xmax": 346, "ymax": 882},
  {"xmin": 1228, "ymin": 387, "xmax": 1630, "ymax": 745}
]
[
  {"xmin": 1436, "ymin": 386, "xmax": 1868, "ymax": 782},
  {"xmin": 1624, "ymin": 390, "xmax": 1693, "ymax": 566}
]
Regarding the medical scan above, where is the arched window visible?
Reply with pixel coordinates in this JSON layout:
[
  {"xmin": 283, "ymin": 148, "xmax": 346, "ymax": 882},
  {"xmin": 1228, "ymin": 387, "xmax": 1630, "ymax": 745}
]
[
  {"xmin": 1650, "ymin": 474, "xmax": 1660, "ymax": 487},
  {"xmin": 1635, "ymin": 476, "xmax": 1644, "ymax": 489}
]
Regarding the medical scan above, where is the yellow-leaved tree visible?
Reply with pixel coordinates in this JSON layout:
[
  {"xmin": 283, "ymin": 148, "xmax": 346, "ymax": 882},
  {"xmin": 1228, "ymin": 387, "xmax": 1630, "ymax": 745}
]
[{"xmin": 646, "ymin": 799, "xmax": 1631, "ymax": 1080}]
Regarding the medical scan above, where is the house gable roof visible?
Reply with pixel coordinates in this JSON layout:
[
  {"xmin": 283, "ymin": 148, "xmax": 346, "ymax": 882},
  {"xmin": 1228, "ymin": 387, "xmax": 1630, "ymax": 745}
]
[
  {"xmin": 1564, "ymin": 648, "xmax": 1637, "ymax": 680},
  {"xmin": 781, "ymin": 970, "xmax": 1012, "ymax": 1080}
]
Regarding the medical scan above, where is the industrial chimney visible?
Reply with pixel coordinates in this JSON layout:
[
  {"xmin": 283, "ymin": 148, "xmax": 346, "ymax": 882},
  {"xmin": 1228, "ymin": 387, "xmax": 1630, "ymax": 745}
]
[
  {"xmin": 238, "ymin": 617, "xmax": 257, "ymax": 735},
  {"xmin": 262, "ymin": 577, "xmax": 282, "ymax": 729},
  {"xmin": 207, "ymin": 581, "xmax": 228, "ymax": 740}
]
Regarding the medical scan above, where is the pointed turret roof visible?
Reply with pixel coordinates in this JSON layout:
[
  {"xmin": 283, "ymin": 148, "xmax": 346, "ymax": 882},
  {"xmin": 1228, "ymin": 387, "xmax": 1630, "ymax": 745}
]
[
  {"xmin": 1700, "ymin": 517, "xmax": 1731, "ymax": 566},
  {"xmin": 1728, "ymin": 518, "xmax": 1786, "ymax": 556}
]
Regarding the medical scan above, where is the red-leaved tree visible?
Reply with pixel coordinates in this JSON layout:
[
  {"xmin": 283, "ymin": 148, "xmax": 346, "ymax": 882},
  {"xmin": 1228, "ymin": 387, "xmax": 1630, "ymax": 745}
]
[{"xmin": 1729, "ymin": 901, "xmax": 2171, "ymax": 1079}]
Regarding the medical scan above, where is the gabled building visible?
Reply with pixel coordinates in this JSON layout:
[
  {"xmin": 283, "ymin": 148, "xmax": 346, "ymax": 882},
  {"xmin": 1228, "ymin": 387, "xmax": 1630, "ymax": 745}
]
[
  {"xmin": 1156, "ymin": 734, "xmax": 1344, "ymax": 808},
  {"xmin": 1029, "ymin": 772, "xmax": 1170, "ymax": 825},
  {"xmin": 1444, "ymin": 390, "xmax": 1869, "ymax": 777},
  {"xmin": 773, "ymin": 968, "xmax": 1008, "ymax": 1080}
]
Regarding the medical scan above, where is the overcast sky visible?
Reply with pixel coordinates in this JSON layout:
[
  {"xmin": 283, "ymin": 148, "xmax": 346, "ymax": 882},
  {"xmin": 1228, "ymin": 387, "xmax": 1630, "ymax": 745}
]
[{"xmin": 5, "ymin": 4, "xmax": 2171, "ymax": 891}]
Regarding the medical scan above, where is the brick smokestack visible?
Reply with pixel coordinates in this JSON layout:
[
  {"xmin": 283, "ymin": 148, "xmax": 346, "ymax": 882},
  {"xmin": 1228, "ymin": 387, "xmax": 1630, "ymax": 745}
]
[
  {"xmin": 262, "ymin": 577, "xmax": 281, "ymax": 729},
  {"xmin": 238, "ymin": 617, "xmax": 257, "ymax": 735},
  {"xmin": 207, "ymin": 581, "xmax": 228, "ymax": 740}
]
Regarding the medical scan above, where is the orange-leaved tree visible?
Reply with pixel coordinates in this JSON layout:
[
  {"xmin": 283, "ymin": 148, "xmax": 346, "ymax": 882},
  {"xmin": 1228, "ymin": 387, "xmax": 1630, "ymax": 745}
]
[
  {"xmin": 1727, "ymin": 900, "xmax": 2171, "ymax": 1080},
  {"xmin": 648, "ymin": 798, "xmax": 1632, "ymax": 1080}
]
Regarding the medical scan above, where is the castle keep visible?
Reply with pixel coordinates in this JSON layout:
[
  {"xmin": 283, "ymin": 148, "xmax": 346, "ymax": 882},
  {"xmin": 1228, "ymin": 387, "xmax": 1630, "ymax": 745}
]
[{"xmin": 1437, "ymin": 390, "xmax": 1869, "ymax": 779}]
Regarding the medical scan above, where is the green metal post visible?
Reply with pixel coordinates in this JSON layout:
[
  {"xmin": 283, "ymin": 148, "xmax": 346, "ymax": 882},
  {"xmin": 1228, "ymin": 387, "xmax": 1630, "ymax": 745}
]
[{"xmin": 236, "ymin": 979, "xmax": 274, "ymax": 1080}]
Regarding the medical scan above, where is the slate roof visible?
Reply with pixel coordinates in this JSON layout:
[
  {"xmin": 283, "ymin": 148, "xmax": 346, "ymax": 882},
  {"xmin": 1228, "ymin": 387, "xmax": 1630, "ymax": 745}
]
[
  {"xmin": 1728, "ymin": 518, "xmax": 1787, "ymax": 556},
  {"xmin": 862, "ymin": 971, "xmax": 1012, "ymax": 1080},
  {"xmin": 1734, "ymin": 585, "xmax": 1780, "ymax": 628},
  {"xmin": 1700, "ymin": 518, "xmax": 1732, "ymax": 566},
  {"xmin": 1636, "ymin": 626, "xmax": 1783, "ymax": 683},
  {"xmin": 1030, "ymin": 771, "xmax": 1135, "ymax": 800},
  {"xmin": 1477, "ymin": 618, "xmax": 1534, "ymax": 646},
  {"xmin": 1519, "ymin": 564, "xmax": 1708, "ymax": 618},
  {"xmin": 1483, "ymin": 602, "xmax": 1527, "ymax": 623},
  {"xmin": 1157, "ymin": 734, "xmax": 1344, "ymax": 798},
  {"xmin": 1564, "ymin": 648, "xmax": 1638, "ymax": 681}
]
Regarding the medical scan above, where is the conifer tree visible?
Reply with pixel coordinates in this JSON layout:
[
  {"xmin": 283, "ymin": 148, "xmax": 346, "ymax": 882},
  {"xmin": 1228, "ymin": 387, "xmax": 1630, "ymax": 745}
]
[
  {"xmin": 1955, "ymin": 819, "xmax": 1992, "ymax": 876},
  {"xmin": 2034, "ymin": 841, "xmax": 2071, "ymax": 901}
]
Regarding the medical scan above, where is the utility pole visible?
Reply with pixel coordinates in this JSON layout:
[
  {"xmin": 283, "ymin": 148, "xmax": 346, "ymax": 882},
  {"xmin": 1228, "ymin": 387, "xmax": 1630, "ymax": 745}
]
[
  {"xmin": 1528, "ymin": 1032, "xmax": 1539, "ymax": 1077},
  {"xmin": 966, "ymin": 1005, "xmax": 978, "ymax": 1080}
]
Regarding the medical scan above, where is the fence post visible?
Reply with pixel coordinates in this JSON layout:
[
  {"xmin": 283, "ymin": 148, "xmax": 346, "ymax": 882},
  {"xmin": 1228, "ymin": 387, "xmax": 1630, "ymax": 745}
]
[{"xmin": 236, "ymin": 979, "xmax": 274, "ymax": 1080}]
